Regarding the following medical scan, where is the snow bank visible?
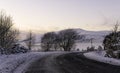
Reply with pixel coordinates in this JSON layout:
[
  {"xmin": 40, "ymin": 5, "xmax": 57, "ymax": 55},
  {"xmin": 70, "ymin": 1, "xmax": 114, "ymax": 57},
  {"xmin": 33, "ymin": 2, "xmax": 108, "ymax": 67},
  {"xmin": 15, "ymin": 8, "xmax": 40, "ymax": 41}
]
[
  {"xmin": 84, "ymin": 51, "xmax": 120, "ymax": 66},
  {"xmin": 0, "ymin": 52, "xmax": 62, "ymax": 73}
]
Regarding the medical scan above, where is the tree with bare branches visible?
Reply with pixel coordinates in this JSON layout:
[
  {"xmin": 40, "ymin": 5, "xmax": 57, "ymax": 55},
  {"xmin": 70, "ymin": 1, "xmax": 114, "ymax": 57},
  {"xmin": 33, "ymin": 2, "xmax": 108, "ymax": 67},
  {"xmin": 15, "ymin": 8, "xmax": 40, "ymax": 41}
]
[
  {"xmin": 25, "ymin": 31, "xmax": 35, "ymax": 51},
  {"xmin": 41, "ymin": 32, "xmax": 57, "ymax": 51},
  {"xmin": 0, "ymin": 11, "xmax": 19, "ymax": 54},
  {"xmin": 58, "ymin": 29, "xmax": 84, "ymax": 51}
]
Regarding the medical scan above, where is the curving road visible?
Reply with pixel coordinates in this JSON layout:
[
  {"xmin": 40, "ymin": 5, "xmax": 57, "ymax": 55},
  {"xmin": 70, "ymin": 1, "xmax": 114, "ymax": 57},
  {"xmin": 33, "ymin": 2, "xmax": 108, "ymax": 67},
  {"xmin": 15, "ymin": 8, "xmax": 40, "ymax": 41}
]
[{"xmin": 25, "ymin": 52, "xmax": 120, "ymax": 73}]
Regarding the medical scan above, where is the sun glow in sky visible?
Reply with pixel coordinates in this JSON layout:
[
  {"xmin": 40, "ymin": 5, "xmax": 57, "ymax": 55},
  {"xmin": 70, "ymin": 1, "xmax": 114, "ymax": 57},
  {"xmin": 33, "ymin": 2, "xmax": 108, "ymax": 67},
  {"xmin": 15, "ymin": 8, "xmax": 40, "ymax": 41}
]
[{"xmin": 0, "ymin": 0, "xmax": 120, "ymax": 33}]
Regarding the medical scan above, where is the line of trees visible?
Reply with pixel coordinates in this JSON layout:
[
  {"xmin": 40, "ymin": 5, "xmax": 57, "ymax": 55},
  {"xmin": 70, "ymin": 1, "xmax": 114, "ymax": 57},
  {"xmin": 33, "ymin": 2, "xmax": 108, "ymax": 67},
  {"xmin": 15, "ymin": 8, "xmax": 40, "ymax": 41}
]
[
  {"xmin": 41, "ymin": 29, "xmax": 84, "ymax": 51},
  {"xmin": 2, "ymin": 10, "xmax": 120, "ymax": 56}
]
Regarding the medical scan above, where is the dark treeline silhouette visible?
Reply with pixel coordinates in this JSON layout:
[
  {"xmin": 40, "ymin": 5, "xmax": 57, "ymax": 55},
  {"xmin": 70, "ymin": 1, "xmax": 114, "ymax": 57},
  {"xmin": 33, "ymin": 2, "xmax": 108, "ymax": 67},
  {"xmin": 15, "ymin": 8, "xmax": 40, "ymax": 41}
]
[{"xmin": 41, "ymin": 29, "xmax": 85, "ymax": 51}]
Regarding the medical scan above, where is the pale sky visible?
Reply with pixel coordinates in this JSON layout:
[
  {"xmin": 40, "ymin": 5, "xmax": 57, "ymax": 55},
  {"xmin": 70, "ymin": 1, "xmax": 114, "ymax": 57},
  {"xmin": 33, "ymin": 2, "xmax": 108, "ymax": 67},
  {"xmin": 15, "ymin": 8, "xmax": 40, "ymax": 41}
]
[{"xmin": 0, "ymin": 0, "xmax": 120, "ymax": 33}]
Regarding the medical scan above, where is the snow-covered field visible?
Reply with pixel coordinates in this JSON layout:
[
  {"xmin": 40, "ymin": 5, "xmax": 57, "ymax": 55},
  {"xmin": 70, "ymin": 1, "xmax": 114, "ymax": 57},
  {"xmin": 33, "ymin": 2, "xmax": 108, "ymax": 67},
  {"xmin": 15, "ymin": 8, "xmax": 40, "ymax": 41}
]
[
  {"xmin": 0, "ymin": 52, "xmax": 60, "ymax": 73},
  {"xmin": 84, "ymin": 51, "xmax": 120, "ymax": 66},
  {"xmin": 31, "ymin": 42, "xmax": 103, "ymax": 51},
  {"xmin": 75, "ymin": 42, "xmax": 102, "ymax": 50}
]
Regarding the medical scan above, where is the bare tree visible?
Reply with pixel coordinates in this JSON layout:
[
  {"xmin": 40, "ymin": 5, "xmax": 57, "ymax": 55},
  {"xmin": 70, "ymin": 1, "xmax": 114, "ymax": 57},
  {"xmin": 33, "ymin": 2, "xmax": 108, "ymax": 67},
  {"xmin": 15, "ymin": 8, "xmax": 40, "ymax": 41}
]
[
  {"xmin": 112, "ymin": 22, "xmax": 119, "ymax": 33},
  {"xmin": 41, "ymin": 32, "xmax": 57, "ymax": 51},
  {"xmin": 58, "ymin": 29, "xmax": 83, "ymax": 51},
  {"xmin": 0, "ymin": 11, "xmax": 19, "ymax": 49},
  {"xmin": 25, "ymin": 31, "xmax": 35, "ymax": 51}
]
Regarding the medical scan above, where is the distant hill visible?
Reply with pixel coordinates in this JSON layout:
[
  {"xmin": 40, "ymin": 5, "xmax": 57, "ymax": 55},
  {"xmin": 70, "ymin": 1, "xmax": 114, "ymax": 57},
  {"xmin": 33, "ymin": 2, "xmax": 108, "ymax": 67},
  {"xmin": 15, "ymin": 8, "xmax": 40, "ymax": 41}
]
[
  {"xmin": 19, "ymin": 28, "xmax": 110, "ymax": 43},
  {"xmin": 18, "ymin": 29, "xmax": 111, "ymax": 50},
  {"xmin": 74, "ymin": 29, "xmax": 110, "ymax": 43}
]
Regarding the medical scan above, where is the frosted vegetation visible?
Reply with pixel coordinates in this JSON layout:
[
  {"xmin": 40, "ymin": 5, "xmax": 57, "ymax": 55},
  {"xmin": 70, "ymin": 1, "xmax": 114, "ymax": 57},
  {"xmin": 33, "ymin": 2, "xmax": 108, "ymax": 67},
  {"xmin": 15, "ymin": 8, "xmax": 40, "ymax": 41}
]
[
  {"xmin": 0, "ymin": 10, "xmax": 120, "ymax": 70},
  {"xmin": 84, "ymin": 51, "xmax": 120, "ymax": 66},
  {"xmin": 0, "ymin": 52, "xmax": 62, "ymax": 73}
]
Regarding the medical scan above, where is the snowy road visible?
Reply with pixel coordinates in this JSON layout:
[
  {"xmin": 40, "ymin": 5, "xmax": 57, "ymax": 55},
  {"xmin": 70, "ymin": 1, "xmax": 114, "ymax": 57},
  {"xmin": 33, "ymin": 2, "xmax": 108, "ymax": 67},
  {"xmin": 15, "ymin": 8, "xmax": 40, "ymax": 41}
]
[
  {"xmin": 25, "ymin": 52, "xmax": 120, "ymax": 73},
  {"xmin": 0, "ymin": 52, "xmax": 60, "ymax": 73}
]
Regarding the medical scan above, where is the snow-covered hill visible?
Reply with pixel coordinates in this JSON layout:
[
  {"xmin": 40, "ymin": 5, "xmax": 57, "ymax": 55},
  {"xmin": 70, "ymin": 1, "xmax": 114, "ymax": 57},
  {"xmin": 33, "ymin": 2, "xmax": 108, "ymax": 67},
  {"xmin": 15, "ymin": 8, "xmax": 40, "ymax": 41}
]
[
  {"xmin": 19, "ymin": 29, "xmax": 110, "ymax": 50},
  {"xmin": 19, "ymin": 28, "xmax": 110, "ymax": 43},
  {"xmin": 75, "ymin": 29, "xmax": 110, "ymax": 42}
]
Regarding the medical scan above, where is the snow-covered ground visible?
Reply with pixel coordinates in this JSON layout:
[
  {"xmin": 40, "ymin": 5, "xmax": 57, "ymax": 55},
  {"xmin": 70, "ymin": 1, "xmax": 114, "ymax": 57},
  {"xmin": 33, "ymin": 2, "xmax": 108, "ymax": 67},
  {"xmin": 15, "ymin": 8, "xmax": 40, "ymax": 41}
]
[
  {"xmin": 75, "ymin": 42, "xmax": 102, "ymax": 51},
  {"xmin": 84, "ymin": 51, "xmax": 120, "ymax": 66},
  {"xmin": 0, "ymin": 52, "xmax": 62, "ymax": 73}
]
